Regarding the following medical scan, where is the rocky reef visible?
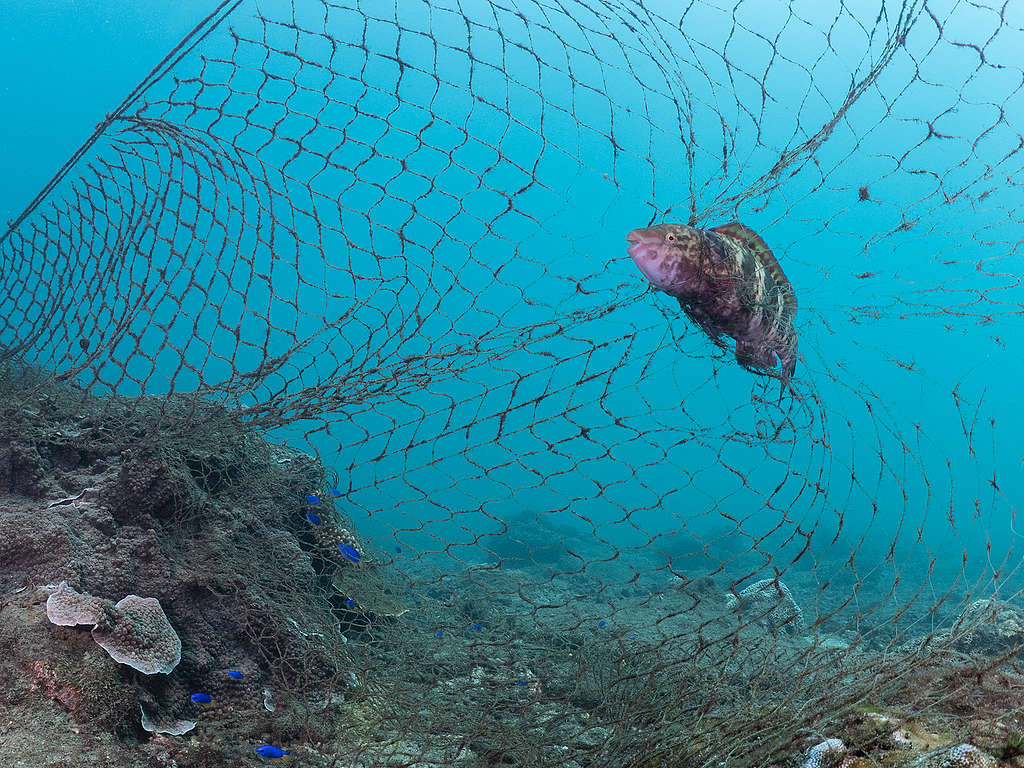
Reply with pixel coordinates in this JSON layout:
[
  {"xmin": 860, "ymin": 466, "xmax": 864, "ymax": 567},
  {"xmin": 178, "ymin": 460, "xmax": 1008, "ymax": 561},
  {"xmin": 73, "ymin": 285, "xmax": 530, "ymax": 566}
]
[
  {"xmin": 0, "ymin": 363, "xmax": 394, "ymax": 765},
  {"xmin": 5, "ymin": 363, "xmax": 1024, "ymax": 768}
]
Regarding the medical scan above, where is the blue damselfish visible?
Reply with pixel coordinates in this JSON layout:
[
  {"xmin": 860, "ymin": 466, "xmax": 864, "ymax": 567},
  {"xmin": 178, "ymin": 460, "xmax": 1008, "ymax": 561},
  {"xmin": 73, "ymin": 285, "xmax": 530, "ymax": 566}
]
[{"xmin": 257, "ymin": 745, "xmax": 289, "ymax": 759}]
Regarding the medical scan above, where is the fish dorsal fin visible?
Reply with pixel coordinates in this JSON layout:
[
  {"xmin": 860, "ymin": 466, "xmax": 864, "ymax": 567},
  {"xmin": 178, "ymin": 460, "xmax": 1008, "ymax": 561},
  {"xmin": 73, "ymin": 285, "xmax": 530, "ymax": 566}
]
[
  {"xmin": 709, "ymin": 221, "xmax": 768, "ymax": 252},
  {"xmin": 710, "ymin": 221, "xmax": 797, "ymax": 312}
]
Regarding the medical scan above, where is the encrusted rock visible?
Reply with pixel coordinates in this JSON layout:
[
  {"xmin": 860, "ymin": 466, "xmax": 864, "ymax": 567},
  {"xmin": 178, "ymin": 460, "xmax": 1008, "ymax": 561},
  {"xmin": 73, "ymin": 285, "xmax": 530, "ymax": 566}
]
[
  {"xmin": 3, "ymin": 375, "xmax": 366, "ymax": 747},
  {"xmin": 945, "ymin": 600, "xmax": 1024, "ymax": 657},
  {"xmin": 725, "ymin": 578, "xmax": 803, "ymax": 633},
  {"xmin": 2, "ymin": 587, "xmax": 136, "ymax": 732}
]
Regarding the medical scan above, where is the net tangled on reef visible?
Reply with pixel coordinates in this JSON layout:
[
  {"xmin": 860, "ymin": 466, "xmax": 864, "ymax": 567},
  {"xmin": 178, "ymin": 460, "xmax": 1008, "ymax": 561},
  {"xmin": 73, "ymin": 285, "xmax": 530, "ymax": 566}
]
[{"xmin": 2, "ymin": 0, "xmax": 1023, "ymax": 765}]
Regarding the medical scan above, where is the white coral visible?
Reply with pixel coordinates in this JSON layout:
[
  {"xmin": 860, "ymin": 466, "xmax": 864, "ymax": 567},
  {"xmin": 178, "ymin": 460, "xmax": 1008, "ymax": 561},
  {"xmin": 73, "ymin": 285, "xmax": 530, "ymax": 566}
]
[
  {"xmin": 92, "ymin": 595, "xmax": 181, "ymax": 674},
  {"xmin": 45, "ymin": 581, "xmax": 103, "ymax": 625},
  {"xmin": 890, "ymin": 728, "xmax": 912, "ymax": 748},
  {"xmin": 139, "ymin": 705, "xmax": 195, "ymax": 735},
  {"xmin": 45, "ymin": 581, "xmax": 181, "ymax": 674},
  {"xmin": 802, "ymin": 738, "xmax": 846, "ymax": 768},
  {"xmin": 940, "ymin": 744, "xmax": 996, "ymax": 768}
]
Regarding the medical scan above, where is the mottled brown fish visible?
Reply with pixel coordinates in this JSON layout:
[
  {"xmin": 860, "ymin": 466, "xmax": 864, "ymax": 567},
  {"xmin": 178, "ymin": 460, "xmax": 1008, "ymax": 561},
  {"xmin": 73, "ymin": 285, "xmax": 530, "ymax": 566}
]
[{"xmin": 626, "ymin": 221, "xmax": 798, "ymax": 390}]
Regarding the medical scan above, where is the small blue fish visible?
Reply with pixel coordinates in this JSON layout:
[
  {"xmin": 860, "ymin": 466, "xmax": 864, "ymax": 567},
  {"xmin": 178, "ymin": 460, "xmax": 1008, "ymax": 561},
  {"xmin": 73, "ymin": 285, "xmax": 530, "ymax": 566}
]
[
  {"xmin": 474, "ymin": 623, "xmax": 481, "ymax": 630},
  {"xmin": 345, "ymin": 598, "xmax": 355, "ymax": 607},
  {"xmin": 190, "ymin": 692, "xmax": 213, "ymax": 705},
  {"xmin": 515, "ymin": 680, "xmax": 528, "ymax": 686},
  {"xmin": 228, "ymin": 670, "xmax": 244, "ymax": 679},
  {"xmin": 598, "ymin": 620, "xmax": 606, "ymax": 627},
  {"xmin": 257, "ymin": 745, "xmax": 289, "ymax": 759},
  {"xmin": 329, "ymin": 488, "xmax": 341, "ymax": 496},
  {"xmin": 394, "ymin": 546, "xmax": 402, "ymax": 553},
  {"xmin": 434, "ymin": 631, "xmax": 443, "ymax": 638},
  {"xmin": 305, "ymin": 494, "xmax": 321, "ymax": 505},
  {"xmin": 305, "ymin": 512, "xmax": 321, "ymax": 525},
  {"xmin": 339, "ymin": 544, "xmax": 361, "ymax": 562}
]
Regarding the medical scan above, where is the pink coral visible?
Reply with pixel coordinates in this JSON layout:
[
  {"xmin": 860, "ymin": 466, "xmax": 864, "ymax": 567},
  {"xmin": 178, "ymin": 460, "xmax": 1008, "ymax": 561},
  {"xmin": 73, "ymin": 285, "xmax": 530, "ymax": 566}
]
[
  {"xmin": 45, "ymin": 581, "xmax": 103, "ymax": 626},
  {"xmin": 45, "ymin": 582, "xmax": 181, "ymax": 674}
]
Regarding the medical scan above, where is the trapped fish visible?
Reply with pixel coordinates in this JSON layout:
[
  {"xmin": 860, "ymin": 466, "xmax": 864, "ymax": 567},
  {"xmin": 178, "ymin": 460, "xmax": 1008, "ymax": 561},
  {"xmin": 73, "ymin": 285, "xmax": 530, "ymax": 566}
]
[
  {"xmin": 627, "ymin": 221, "xmax": 798, "ymax": 391},
  {"xmin": 339, "ymin": 544, "xmax": 361, "ymax": 562}
]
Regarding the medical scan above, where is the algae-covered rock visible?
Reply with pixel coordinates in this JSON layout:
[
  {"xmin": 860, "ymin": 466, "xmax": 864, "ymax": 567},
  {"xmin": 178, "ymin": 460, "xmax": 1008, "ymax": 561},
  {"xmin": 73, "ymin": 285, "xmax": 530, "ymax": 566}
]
[
  {"xmin": 1, "ymin": 373, "xmax": 370, "ymax": 751},
  {"xmin": 946, "ymin": 600, "xmax": 1024, "ymax": 657},
  {"xmin": 1, "ymin": 587, "xmax": 136, "ymax": 735},
  {"xmin": 842, "ymin": 710, "xmax": 912, "ymax": 752}
]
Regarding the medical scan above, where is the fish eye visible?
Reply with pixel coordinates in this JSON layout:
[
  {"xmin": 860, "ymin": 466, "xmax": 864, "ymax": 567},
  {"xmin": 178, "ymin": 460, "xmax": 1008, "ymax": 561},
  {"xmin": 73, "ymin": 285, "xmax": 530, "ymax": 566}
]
[{"xmin": 664, "ymin": 232, "xmax": 677, "ymax": 244}]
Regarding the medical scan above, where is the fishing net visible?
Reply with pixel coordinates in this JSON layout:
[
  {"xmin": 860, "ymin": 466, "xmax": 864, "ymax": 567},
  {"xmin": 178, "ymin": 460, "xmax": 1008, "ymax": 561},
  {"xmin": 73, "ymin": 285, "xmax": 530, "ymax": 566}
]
[{"xmin": 2, "ymin": 0, "xmax": 1022, "ymax": 765}]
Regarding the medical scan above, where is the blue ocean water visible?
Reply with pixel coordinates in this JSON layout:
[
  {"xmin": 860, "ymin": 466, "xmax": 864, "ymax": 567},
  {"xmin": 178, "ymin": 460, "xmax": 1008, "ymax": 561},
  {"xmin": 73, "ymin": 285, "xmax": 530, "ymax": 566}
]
[
  {"xmin": 0, "ymin": 0, "xmax": 213, "ymax": 222},
  {"xmin": 2, "ymin": 0, "xmax": 1022, "ymax": 659}
]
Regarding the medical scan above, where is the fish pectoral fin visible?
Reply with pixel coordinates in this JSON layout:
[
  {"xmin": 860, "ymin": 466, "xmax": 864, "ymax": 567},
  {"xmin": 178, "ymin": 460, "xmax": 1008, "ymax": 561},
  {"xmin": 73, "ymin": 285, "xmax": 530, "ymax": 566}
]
[
  {"xmin": 735, "ymin": 339, "xmax": 777, "ymax": 371},
  {"xmin": 679, "ymin": 299, "xmax": 724, "ymax": 342},
  {"xmin": 782, "ymin": 353, "xmax": 797, "ymax": 380}
]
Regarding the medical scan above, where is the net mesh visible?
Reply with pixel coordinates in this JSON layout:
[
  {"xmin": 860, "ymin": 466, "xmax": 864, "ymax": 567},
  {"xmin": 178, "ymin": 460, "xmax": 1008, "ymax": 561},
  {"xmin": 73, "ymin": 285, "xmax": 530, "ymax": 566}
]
[{"xmin": 2, "ymin": 0, "xmax": 1023, "ymax": 765}]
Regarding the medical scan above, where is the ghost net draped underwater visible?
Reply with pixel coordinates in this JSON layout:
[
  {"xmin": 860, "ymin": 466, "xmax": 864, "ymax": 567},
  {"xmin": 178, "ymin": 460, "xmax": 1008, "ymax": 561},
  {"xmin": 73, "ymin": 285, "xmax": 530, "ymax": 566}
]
[{"xmin": 0, "ymin": 0, "xmax": 1021, "ymax": 766}]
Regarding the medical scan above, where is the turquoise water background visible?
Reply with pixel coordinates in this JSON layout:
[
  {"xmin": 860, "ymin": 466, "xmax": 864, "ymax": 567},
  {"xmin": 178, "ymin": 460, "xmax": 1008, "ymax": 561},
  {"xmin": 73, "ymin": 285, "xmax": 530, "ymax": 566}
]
[{"xmin": 2, "ymin": 0, "xmax": 1022, "ymax": 626}]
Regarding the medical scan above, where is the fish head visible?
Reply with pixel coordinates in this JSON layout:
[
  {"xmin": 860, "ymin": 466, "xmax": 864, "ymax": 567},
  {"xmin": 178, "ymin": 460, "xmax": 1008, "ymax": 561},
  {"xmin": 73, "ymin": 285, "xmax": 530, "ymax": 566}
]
[{"xmin": 626, "ymin": 224, "xmax": 703, "ymax": 292}]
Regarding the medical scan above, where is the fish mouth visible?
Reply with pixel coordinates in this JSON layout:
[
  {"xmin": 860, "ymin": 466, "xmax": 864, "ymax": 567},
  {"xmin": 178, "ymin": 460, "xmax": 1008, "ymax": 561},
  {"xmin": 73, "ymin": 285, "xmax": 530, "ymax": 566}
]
[{"xmin": 626, "ymin": 228, "xmax": 661, "ymax": 260}]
